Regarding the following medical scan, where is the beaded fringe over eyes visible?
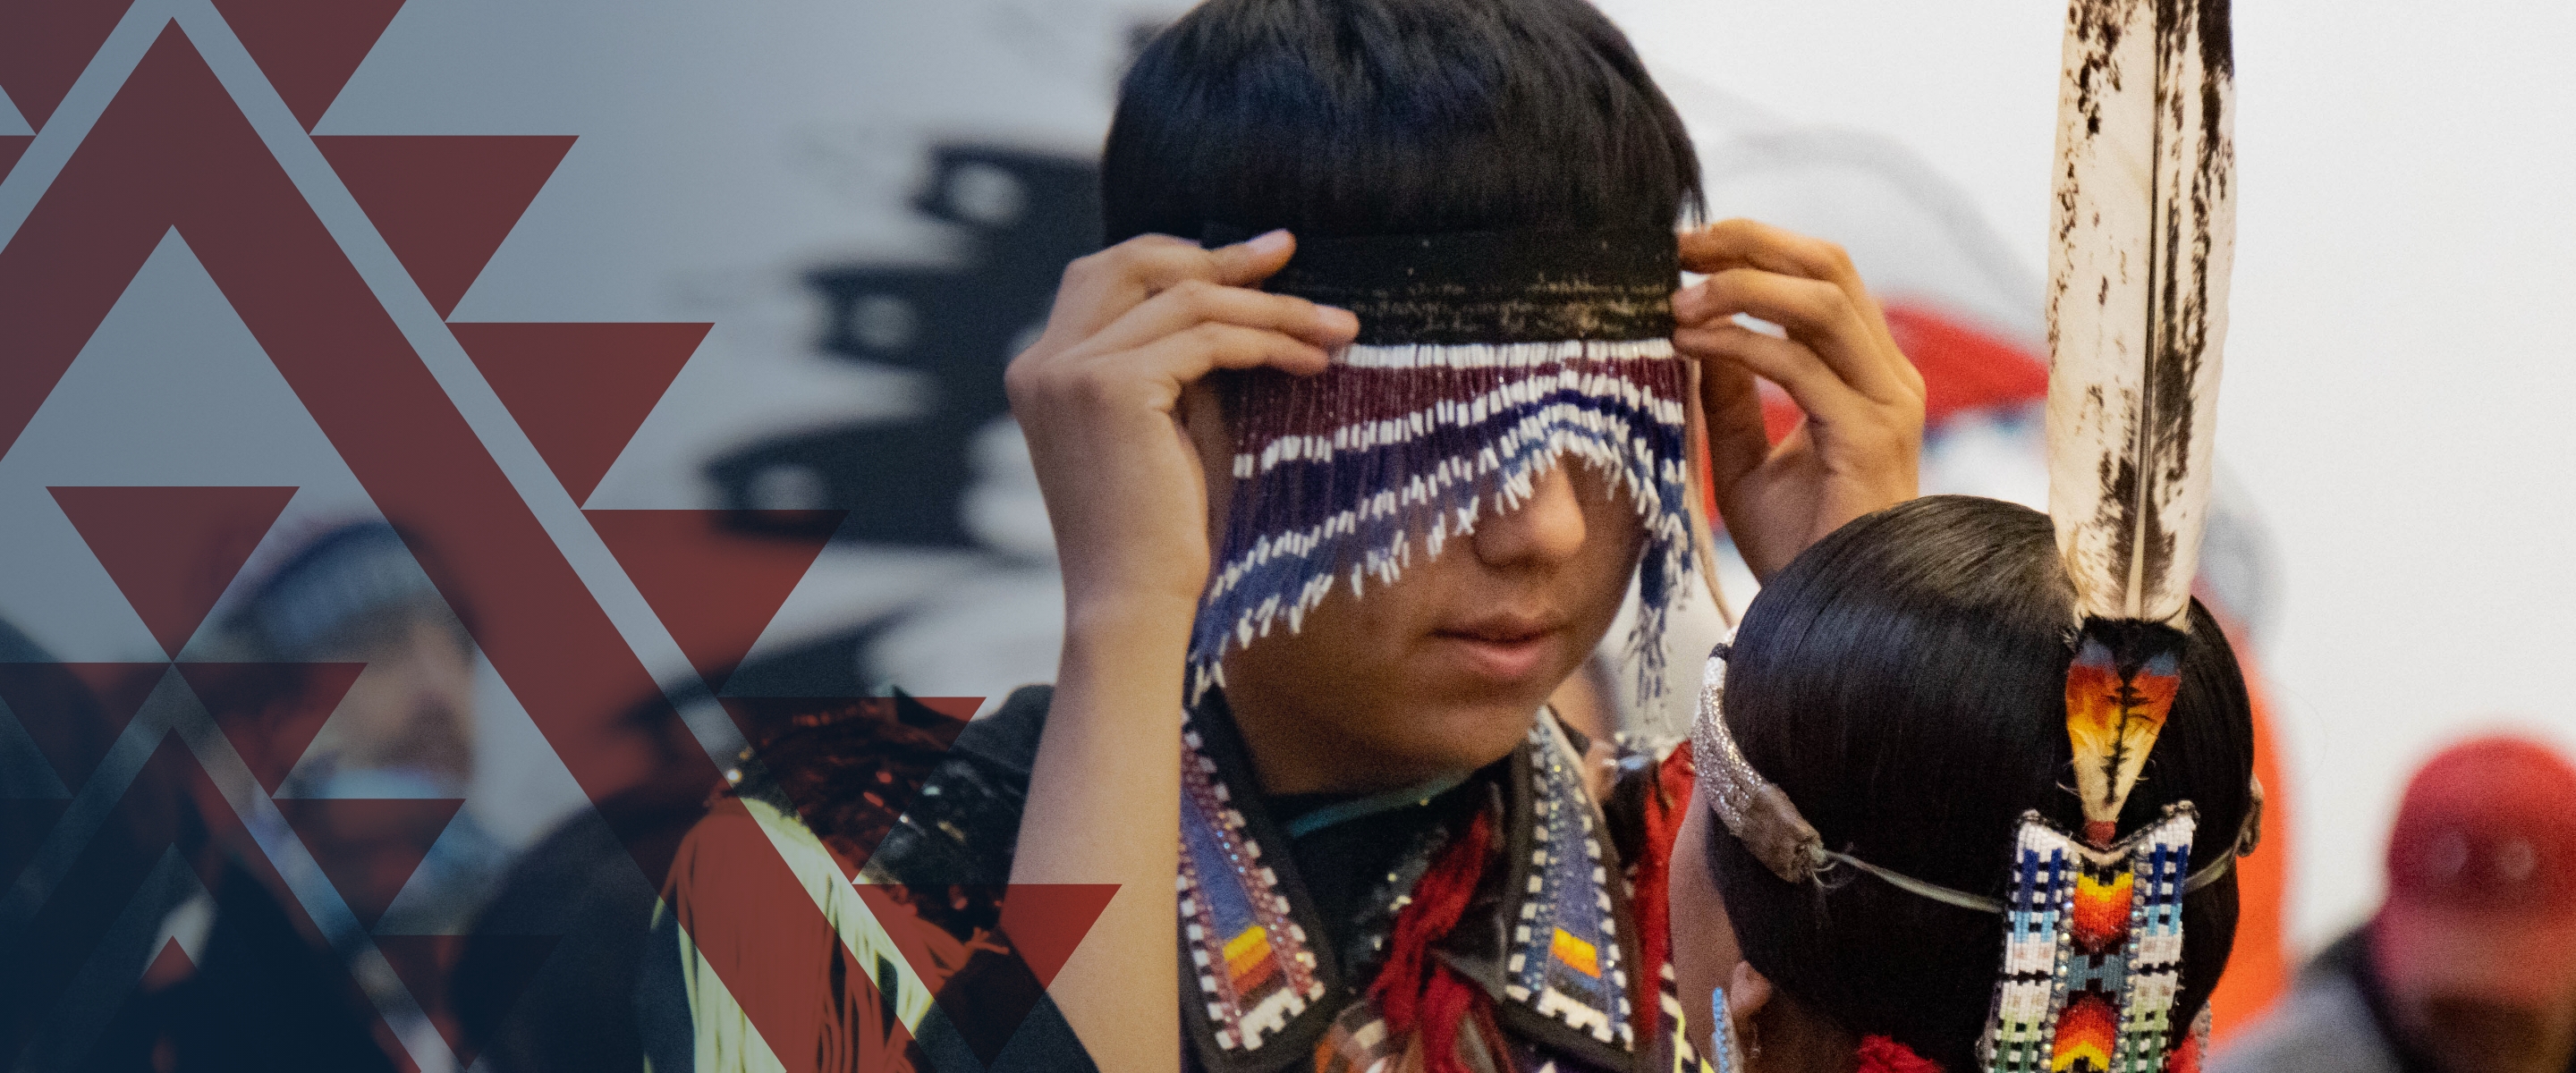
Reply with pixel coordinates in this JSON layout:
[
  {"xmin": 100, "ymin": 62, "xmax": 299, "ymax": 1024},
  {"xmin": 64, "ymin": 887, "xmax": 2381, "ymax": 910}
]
[{"xmin": 1188, "ymin": 230, "xmax": 1696, "ymax": 700}]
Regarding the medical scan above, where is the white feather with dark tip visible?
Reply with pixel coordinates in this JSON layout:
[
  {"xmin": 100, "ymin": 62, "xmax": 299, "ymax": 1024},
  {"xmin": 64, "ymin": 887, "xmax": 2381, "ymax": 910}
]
[{"xmin": 2045, "ymin": 0, "xmax": 2235, "ymax": 631}]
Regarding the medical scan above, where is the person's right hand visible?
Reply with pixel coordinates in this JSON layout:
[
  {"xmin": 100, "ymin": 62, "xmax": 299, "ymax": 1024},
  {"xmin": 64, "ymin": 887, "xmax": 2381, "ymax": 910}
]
[
  {"xmin": 1005, "ymin": 230, "xmax": 1357, "ymax": 1073},
  {"xmin": 1005, "ymin": 229, "xmax": 1360, "ymax": 636}
]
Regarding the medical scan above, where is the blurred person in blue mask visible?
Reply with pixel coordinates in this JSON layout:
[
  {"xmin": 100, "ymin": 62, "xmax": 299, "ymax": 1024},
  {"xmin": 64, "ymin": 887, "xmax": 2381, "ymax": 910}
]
[
  {"xmin": 222, "ymin": 520, "xmax": 502, "ymax": 936},
  {"xmin": 149, "ymin": 520, "xmax": 507, "ymax": 1071}
]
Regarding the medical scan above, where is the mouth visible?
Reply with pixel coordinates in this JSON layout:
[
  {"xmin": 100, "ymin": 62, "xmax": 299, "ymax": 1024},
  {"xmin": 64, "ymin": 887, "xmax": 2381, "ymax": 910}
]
[{"xmin": 1430, "ymin": 614, "xmax": 1567, "ymax": 682}]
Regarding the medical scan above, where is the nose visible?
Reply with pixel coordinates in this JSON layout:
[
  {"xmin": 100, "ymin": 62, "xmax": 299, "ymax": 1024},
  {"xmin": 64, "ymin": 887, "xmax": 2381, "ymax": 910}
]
[{"xmin": 1472, "ymin": 462, "xmax": 1589, "ymax": 570}]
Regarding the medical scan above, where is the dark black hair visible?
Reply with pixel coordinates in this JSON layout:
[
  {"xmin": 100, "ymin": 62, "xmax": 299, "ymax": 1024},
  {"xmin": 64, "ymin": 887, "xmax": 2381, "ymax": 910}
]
[
  {"xmin": 1102, "ymin": 0, "xmax": 1701, "ymax": 243},
  {"xmin": 1706, "ymin": 495, "xmax": 2257, "ymax": 1068}
]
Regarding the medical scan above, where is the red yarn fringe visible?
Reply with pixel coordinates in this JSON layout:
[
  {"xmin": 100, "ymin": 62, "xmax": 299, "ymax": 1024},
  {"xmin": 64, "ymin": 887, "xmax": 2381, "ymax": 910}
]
[
  {"xmin": 1368, "ymin": 808, "xmax": 1497, "ymax": 1073},
  {"xmin": 1631, "ymin": 745, "xmax": 1697, "ymax": 1043},
  {"xmin": 1855, "ymin": 1035, "xmax": 1944, "ymax": 1073}
]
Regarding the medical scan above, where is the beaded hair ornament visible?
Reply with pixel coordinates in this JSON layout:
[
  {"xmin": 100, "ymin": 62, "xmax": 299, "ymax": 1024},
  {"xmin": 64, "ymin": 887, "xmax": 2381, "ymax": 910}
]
[
  {"xmin": 1693, "ymin": 0, "xmax": 2251, "ymax": 1068},
  {"xmin": 1691, "ymin": 647, "xmax": 2260, "ymax": 1070},
  {"xmin": 1188, "ymin": 228, "xmax": 1707, "ymax": 700}
]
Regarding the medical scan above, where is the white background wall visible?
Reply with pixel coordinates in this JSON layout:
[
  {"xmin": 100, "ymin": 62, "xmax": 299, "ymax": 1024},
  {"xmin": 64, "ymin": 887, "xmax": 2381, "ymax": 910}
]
[{"xmin": 1597, "ymin": 0, "xmax": 2576, "ymax": 953}]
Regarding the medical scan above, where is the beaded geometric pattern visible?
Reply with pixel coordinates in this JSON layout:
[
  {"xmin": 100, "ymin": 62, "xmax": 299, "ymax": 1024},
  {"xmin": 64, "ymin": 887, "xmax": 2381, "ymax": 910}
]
[
  {"xmin": 1187, "ymin": 230, "xmax": 1694, "ymax": 704},
  {"xmin": 1506, "ymin": 719, "xmax": 1634, "ymax": 1048},
  {"xmin": 1660, "ymin": 961, "xmax": 1704, "ymax": 1073},
  {"xmin": 1179, "ymin": 721, "xmax": 1328, "ymax": 1052},
  {"xmin": 1983, "ymin": 806, "xmax": 2196, "ymax": 1073}
]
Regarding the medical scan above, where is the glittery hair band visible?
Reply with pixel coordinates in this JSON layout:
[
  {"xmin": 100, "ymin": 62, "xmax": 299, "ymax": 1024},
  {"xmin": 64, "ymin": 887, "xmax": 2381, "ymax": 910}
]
[{"xmin": 1685, "ymin": 643, "xmax": 2261, "ymax": 913}]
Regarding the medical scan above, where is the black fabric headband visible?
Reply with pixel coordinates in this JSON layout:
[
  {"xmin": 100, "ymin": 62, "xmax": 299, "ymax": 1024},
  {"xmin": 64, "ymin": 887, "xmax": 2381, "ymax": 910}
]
[{"xmin": 1201, "ymin": 226, "xmax": 1680, "ymax": 346}]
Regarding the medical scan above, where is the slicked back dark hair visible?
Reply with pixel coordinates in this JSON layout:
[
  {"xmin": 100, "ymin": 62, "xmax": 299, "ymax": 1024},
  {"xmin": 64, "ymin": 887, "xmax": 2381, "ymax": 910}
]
[
  {"xmin": 1706, "ymin": 495, "xmax": 2257, "ymax": 1068},
  {"xmin": 1103, "ymin": 0, "xmax": 1701, "ymax": 243}
]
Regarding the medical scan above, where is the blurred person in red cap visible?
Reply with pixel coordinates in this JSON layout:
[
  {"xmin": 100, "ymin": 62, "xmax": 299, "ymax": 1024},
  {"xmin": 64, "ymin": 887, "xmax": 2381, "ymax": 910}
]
[{"xmin": 2215, "ymin": 735, "xmax": 2576, "ymax": 1073}]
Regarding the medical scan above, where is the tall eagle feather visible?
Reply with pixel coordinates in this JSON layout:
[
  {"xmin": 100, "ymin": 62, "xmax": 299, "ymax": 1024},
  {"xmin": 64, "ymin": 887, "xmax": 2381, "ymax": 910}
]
[{"xmin": 2045, "ymin": 0, "xmax": 2234, "ymax": 844}]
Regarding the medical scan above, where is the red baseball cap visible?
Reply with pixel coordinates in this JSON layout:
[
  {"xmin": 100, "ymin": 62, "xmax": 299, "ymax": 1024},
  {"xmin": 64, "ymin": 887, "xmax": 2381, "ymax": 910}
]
[{"xmin": 2371, "ymin": 735, "xmax": 2576, "ymax": 1007}]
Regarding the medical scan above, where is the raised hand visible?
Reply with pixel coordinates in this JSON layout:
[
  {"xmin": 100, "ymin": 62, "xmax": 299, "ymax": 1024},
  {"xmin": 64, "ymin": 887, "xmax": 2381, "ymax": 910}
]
[
  {"xmin": 1674, "ymin": 219, "xmax": 1924, "ymax": 579},
  {"xmin": 1002, "ymin": 228, "xmax": 1355, "ymax": 1073},
  {"xmin": 1008, "ymin": 229, "xmax": 1358, "ymax": 624}
]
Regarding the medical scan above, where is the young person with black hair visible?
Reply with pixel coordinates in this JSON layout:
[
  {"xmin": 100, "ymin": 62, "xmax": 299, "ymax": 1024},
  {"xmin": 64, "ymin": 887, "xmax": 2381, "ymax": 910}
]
[
  {"xmin": 1666, "ymin": 496, "xmax": 2259, "ymax": 1070},
  {"xmin": 648, "ymin": 1, "xmax": 1922, "ymax": 1070},
  {"xmin": 1665, "ymin": 3, "xmax": 2253, "ymax": 1066}
]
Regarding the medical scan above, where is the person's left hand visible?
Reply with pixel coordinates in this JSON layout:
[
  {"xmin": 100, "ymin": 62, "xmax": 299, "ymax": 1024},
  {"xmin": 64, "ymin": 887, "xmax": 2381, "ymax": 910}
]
[{"xmin": 1674, "ymin": 219, "xmax": 1924, "ymax": 579}]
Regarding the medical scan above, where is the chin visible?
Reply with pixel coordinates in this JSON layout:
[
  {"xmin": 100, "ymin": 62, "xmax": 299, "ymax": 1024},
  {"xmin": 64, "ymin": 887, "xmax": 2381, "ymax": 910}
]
[{"xmin": 1397, "ymin": 694, "xmax": 1551, "ymax": 769}]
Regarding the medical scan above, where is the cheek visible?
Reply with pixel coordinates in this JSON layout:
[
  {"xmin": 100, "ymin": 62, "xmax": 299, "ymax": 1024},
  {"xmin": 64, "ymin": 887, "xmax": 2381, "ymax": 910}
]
[
  {"xmin": 1250, "ymin": 576, "xmax": 1419, "ymax": 675},
  {"xmin": 1572, "ymin": 469, "xmax": 1650, "ymax": 591},
  {"xmin": 1541, "ymin": 486, "xmax": 1649, "ymax": 672},
  {"xmin": 1668, "ymin": 799, "xmax": 1741, "ymax": 1059}
]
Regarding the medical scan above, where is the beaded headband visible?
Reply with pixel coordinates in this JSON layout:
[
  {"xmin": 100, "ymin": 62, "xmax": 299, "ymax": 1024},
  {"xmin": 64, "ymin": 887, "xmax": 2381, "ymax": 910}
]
[
  {"xmin": 1689, "ymin": 643, "xmax": 2260, "ymax": 1067},
  {"xmin": 1187, "ymin": 229, "xmax": 1700, "ymax": 700},
  {"xmin": 1687, "ymin": 644, "xmax": 2260, "ymax": 907}
]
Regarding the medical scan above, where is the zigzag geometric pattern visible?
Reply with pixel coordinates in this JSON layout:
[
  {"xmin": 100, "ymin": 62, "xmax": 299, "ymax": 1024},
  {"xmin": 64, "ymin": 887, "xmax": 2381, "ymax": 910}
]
[{"xmin": 0, "ymin": 9, "xmax": 1102, "ymax": 1070}]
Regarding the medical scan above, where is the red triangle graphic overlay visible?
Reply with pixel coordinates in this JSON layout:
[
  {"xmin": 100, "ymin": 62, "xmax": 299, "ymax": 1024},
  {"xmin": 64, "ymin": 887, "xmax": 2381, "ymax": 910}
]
[
  {"xmin": 451, "ymin": 322, "xmax": 709, "ymax": 503},
  {"xmin": 0, "ymin": 136, "xmax": 30, "ymax": 181},
  {"xmin": 0, "ymin": 30, "xmax": 894, "ymax": 1072},
  {"xmin": 313, "ymin": 135, "xmax": 575, "ymax": 317},
  {"xmin": 177, "ymin": 662, "xmax": 364, "ymax": 794},
  {"xmin": 0, "ymin": 800, "xmax": 70, "ymax": 891},
  {"xmin": 586, "ymin": 510, "xmax": 844, "ymax": 692},
  {"xmin": 82, "ymin": 939, "xmax": 199, "ymax": 1072},
  {"xmin": 0, "ymin": 662, "xmax": 165, "ymax": 792},
  {"xmin": 852, "ymin": 883, "xmax": 1116, "ymax": 1064},
  {"xmin": 208, "ymin": 0, "xmax": 408, "ymax": 130},
  {"xmin": 141, "ymin": 935, "xmax": 197, "ymax": 990},
  {"xmin": 670, "ymin": 798, "xmax": 920, "ymax": 1071},
  {"xmin": 0, "ymin": 0, "xmax": 135, "ymax": 130},
  {"xmin": 377, "ymin": 932, "xmax": 558, "ymax": 1072},
  {"xmin": 57, "ymin": 662, "xmax": 167, "ymax": 718},
  {"xmin": 4, "ymin": 737, "xmax": 407, "ymax": 1073},
  {"xmin": 49, "ymin": 486, "xmax": 299, "ymax": 657},
  {"xmin": 273, "ymin": 798, "xmax": 463, "ymax": 931},
  {"xmin": 994, "ymin": 883, "xmax": 1120, "ymax": 993},
  {"xmin": 906, "ymin": 696, "xmax": 982, "ymax": 722},
  {"xmin": 716, "ymin": 696, "xmax": 969, "ymax": 871}
]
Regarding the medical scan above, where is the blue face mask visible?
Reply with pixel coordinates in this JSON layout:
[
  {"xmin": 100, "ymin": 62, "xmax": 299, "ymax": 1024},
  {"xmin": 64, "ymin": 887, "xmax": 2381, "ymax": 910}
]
[
  {"xmin": 268, "ymin": 764, "xmax": 503, "ymax": 941},
  {"xmin": 302, "ymin": 765, "xmax": 461, "ymax": 799}
]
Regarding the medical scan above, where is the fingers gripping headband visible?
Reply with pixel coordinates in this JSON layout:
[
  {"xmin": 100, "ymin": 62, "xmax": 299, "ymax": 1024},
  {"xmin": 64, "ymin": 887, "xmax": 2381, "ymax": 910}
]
[{"xmin": 1187, "ymin": 229, "xmax": 1705, "ymax": 700}]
